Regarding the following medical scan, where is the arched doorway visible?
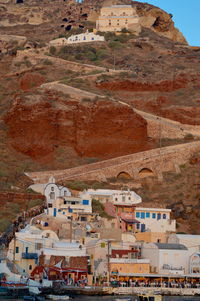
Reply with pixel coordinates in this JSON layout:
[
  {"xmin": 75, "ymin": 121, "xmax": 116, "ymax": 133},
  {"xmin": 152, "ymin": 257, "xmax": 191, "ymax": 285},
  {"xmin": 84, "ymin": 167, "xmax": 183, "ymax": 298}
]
[
  {"xmin": 117, "ymin": 171, "xmax": 132, "ymax": 180},
  {"xmin": 138, "ymin": 168, "xmax": 154, "ymax": 179}
]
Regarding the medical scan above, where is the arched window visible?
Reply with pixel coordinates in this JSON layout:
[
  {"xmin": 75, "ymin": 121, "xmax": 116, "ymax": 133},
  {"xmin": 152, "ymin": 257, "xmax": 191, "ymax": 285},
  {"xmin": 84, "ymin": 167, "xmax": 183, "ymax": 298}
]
[{"xmin": 163, "ymin": 214, "xmax": 166, "ymax": 219}]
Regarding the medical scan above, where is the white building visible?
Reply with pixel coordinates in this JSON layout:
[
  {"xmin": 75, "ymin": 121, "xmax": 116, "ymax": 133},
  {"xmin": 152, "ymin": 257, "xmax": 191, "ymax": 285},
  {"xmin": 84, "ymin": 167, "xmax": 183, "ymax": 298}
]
[
  {"xmin": 142, "ymin": 243, "xmax": 188, "ymax": 275},
  {"xmin": 67, "ymin": 31, "xmax": 105, "ymax": 44},
  {"xmin": 82, "ymin": 189, "xmax": 142, "ymax": 206},
  {"xmin": 49, "ymin": 32, "xmax": 104, "ymax": 47},
  {"xmin": 96, "ymin": 5, "xmax": 139, "ymax": 32},
  {"xmin": 29, "ymin": 177, "xmax": 71, "ymax": 205},
  {"xmin": 49, "ymin": 38, "xmax": 68, "ymax": 47},
  {"xmin": 168, "ymin": 234, "xmax": 200, "ymax": 253},
  {"xmin": 135, "ymin": 207, "xmax": 176, "ymax": 233},
  {"xmin": 7, "ymin": 225, "xmax": 85, "ymax": 275},
  {"xmin": 168, "ymin": 234, "xmax": 200, "ymax": 275},
  {"xmin": 48, "ymin": 194, "xmax": 92, "ymax": 220}
]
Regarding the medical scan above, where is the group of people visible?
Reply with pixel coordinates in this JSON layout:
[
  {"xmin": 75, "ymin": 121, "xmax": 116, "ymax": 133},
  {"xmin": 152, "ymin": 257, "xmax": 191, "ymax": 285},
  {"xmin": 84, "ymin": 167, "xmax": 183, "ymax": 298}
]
[{"xmin": 110, "ymin": 279, "xmax": 200, "ymax": 288}]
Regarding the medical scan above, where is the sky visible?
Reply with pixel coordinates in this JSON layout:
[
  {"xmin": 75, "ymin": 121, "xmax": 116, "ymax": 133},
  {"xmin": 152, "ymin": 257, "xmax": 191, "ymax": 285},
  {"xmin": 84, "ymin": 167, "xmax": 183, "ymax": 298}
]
[{"xmin": 135, "ymin": 0, "xmax": 200, "ymax": 46}]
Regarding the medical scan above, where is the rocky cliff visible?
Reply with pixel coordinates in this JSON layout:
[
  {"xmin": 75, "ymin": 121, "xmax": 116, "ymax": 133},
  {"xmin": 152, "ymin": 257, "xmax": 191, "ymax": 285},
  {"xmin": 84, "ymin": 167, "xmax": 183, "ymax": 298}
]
[{"xmin": 4, "ymin": 90, "xmax": 152, "ymax": 161}]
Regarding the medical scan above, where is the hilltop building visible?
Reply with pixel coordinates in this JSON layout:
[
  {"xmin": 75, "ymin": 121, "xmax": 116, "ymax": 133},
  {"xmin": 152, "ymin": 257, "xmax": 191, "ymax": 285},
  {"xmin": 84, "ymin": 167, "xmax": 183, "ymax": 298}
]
[
  {"xmin": 29, "ymin": 177, "xmax": 71, "ymax": 206},
  {"xmin": 96, "ymin": 5, "xmax": 140, "ymax": 32},
  {"xmin": 49, "ymin": 31, "xmax": 104, "ymax": 47},
  {"xmin": 67, "ymin": 31, "xmax": 105, "ymax": 44}
]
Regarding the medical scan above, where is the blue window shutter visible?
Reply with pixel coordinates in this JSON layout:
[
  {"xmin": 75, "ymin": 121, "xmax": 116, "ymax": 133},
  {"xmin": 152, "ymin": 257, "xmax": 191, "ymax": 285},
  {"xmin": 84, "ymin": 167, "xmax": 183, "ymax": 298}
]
[
  {"xmin": 141, "ymin": 212, "xmax": 145, "ymax": 219},
  {"xmin": 82, "ymin": 199, "xmax": 89, "ymax": 205},
  {"xmin": 146, "ymin": 212, "xmax": 150, "ymax": 218},
  {"xmin": 136, "ymin": 212, "xmax": 140, "ymax": 218}
]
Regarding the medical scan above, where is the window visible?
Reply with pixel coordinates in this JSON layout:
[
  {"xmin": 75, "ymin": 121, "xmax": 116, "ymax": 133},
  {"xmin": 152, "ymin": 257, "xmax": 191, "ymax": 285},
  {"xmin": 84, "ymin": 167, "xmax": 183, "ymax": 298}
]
[
  {"xmin": 109, "ymin": 20, "xmax": 111, "ymax": 26},
  {"xmin": 152, "ymin": 213, "xmax": 156, "ymax": 219},
  {"xmin": 115, "ymin": 198, "xmax": 118, "ymax": 201},
  {"xmin": 83, "ymin": 36, "xmax": 86, "ymax": 40},
  {"xmin": 63, "ymin": 212, "xmax": 65, "ymax": 215},
  {"xmin": 82, "ymin": 199, "xmax": 89, "ymax": 205},
  {"xmin": 136, "ymin": 223, "xmax": 140, "ymax": 230},
  {"xmin": 141, "ymin": 212, "xmax": 145, "ymax": 219},
  {"xmin": 29, "ymin": 265, "xmax": 32, "ymax": 270},
  {"xmin": 128, "ymin": 197, "xmax": 131, "ymax": 200},
  {"xmin": 51, "ymin": 187, "xmax": 54, "ymax": 191},
  {"xmin": 48, "ymin": 203, "xmax": 52, "ymax": 208},
  {"xmin": 25, "ymin": 247, "xmax": 28, "ymax": 253},
  {"xmin": 125, "ymin": 19, "xmax": 128, "ymax": 24},
  {"xmin": 122, "ymin": 196, "xmax": 125, "ymax": 202},
  {"xmin": 64, "ymin": 200, "xmax": 67, "ymax": 205},
  {"xmin": 16, "ymin": 246, "xmax": 19, "ymax": 253},
  {"xmin": 163, "ymin": 214, "xmax": 166, "ymax": 219},
  {"xmin": 146, "ymin": 212, "xmax": 150, "ymax": 218},
  {"xmin": 136, "ymin": 212, "xmax": 140, "ymax": 218},
  {"xmin": 157, "ymin": 213, "xmax": 161, "ymax": 220},
  {"xmin": 64, "ymin": 191, "xmax": 67, "ymax": 197}
]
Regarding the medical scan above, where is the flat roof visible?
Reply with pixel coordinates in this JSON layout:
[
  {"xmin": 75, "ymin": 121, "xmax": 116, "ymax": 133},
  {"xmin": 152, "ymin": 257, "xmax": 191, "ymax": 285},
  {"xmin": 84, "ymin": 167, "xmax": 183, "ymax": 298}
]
[
  {"xmin": 103, "ymin": 5, "xmax": 132, "ymax": 8},
  {"xmin": 155, "ymin": 243, "xmax": 188, "ymax": 250}
]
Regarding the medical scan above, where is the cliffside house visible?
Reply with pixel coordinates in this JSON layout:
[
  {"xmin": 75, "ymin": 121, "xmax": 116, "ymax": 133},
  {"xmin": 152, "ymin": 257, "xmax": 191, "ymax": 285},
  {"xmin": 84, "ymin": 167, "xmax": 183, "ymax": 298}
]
[
  {"xmin": 7, "ymin": 225, "xmax": 86, "ymax": 275},
  {"xmin": 96, "ymin": 5, "xmax": 139, "ymax": 32},
  {"xmin": 47, "ymin": 193, "xmax": 94, "ymax": 222},
  {"xmin": 29, "ymin": 177, "xmax": 71, "ymax": 206}
]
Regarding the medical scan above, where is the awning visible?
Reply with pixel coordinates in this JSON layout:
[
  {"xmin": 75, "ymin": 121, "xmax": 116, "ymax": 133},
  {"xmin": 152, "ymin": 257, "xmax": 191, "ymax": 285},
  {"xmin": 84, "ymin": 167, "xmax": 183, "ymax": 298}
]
[{"xmin": 122, "ymin": 218, "xmax": 140, "ymax": 224}]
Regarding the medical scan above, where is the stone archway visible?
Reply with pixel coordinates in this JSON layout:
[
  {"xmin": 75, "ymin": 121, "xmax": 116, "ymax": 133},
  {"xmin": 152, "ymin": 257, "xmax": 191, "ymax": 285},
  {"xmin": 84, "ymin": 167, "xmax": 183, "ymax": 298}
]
[
  {"xmin": 138, "ymin": 168, "xmax": 154, "ymax": 179},
  {"xmin": 117, "ymin": 171, "xmax": 132, "ymax": 180}
]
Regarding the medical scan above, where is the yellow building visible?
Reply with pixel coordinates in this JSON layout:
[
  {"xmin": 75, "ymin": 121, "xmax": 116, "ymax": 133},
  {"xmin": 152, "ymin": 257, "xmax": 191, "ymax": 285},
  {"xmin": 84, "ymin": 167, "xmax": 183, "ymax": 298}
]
[
  {"xmin": 110, "ymin": 258, "xmax": 150, "ymax": 275},
  {"xmin": 96, "ymin": 5, "xmax": 139, "ymax": 32}
]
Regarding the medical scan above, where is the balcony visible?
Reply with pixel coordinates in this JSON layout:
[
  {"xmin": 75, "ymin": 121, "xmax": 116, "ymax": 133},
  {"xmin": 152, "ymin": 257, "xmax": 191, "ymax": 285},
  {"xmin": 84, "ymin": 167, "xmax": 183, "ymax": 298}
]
[{"xmin": 22, "ymin": 253, "xmax": 38, "ymax": 260}]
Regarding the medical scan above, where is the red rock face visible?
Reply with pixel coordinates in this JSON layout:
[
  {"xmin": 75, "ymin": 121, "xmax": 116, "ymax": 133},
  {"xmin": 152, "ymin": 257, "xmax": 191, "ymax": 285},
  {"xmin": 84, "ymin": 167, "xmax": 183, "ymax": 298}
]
[
  {"xmin": 97, "ymin": 77, "xmax": 188, "ymax": 92},
  {"xmin": 4, "ymin": 91, "xmax": 152, "ymax": 162},
  {"xmin": 20, "ymin": 73, "xmax": 45, "ymax": 91}
]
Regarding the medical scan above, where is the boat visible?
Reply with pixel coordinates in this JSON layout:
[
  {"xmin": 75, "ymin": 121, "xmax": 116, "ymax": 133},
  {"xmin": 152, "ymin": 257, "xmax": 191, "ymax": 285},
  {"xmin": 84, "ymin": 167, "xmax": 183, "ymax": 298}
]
[
  {"xmin": 47, "ymin": 295, "xmax": 70, "ymax": 300},
  {"xmin": 115, "ymin": 299, "xmax": 132, "ymax": 301}
]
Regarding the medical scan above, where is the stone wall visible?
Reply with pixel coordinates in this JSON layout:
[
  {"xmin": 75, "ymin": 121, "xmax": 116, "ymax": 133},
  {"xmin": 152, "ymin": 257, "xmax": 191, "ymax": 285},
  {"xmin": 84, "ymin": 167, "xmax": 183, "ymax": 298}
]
[{"xmin": 27, "ymin": 141, "xmax": 200, "ymax": 183}]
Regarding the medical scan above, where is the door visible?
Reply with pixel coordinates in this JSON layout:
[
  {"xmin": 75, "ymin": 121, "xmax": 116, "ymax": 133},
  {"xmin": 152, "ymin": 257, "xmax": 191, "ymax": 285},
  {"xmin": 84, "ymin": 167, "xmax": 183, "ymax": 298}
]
[
  {"xmin": 141, "ymin": 224, "xmax": 146, "ymax": 232},
  {"xmin": 53, "ymin": 208, "xmax": 57, "ymax": 217}
]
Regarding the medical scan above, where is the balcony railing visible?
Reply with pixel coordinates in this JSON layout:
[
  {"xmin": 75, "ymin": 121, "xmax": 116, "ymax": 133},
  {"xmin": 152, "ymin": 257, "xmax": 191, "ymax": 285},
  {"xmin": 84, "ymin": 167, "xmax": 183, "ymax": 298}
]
[{"xmin": 22, "ymin": 253, "xmax": 38, "ymax": 260}]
